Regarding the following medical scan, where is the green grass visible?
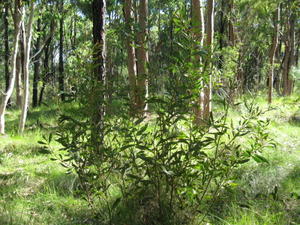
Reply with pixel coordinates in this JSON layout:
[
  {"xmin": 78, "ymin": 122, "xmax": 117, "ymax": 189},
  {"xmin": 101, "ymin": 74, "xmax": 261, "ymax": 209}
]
[
  {"xmin": 0, "ymin": 104, "xmax": 92, "ymax": 225},
  {"xmin": 213, "ymin": 94, "xmax": 300, "ymax": 225},
  {"xmin": 0, "ymin": 97, "xmax": 300, "ymax": 224}
]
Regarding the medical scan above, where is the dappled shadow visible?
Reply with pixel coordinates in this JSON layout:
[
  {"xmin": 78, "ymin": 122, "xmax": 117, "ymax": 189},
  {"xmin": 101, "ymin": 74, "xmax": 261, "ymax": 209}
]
[
  {"xmin": 37, "ymin": 171, "xmax": 80, "ymax": 197},
  {"xmin": 0, "ymin": 171, "xmax": 40, "ymax": 198},
  {"xmin": 206, "ymin": 160, "xmax": 300, "ymax": 225},
  {"xmin": 1, "ymin": 143, "xmax": 51, "ymax": 156},
  {"xmin": 5, "ymin": 108, "xmax": 59, "ymax": 134}
]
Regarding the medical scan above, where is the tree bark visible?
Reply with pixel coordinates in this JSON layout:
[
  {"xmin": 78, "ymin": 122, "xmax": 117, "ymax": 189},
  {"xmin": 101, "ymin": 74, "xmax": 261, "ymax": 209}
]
[
  {"xmin": 283, "ymin": 13, "xmax": 295, "ymax": 96},
  {"xmin": 16, "ymin": 53, "xmax": 22, "ymax": 107},
  {"xmin": 124, "ymin": 0, "xmax": 138, "ymax": 113},
  {"xmin": 19, "ymin": 2, "xmax": 35, "ymax": 134},
  {"xmin": 268, "ymin": 6, "xmax": 280, "ymax": 104},
  {"xmin": 228, "ymin": 0, "xmax": 235, "ymax": 46},
  {"xmin": 91, "ymin": 0, "xmax": 106, "ymax": 146},
  {"xmin": 217, "ymin": 0, "xmax": 226, "ymax": 69},
  {"xmin": 38, "ymin": 20, "xmax": 54, "ymax": 106},
  {"xmin": 4, "ymin": 3, "xmax": 10, "ymax": 107},
  {"xmin": 136, "ymin": 0, "xmax": 149, "ymax": 114},
  {"xmin": 203, "ymin": 0, "xmax": 215, "ymax": 121},
  {"xmin": 288, "ymin": 14, "xmax": 295, "ymax": 95},
  {"xmin": 92, "ymin": 0, "xmax": 106, "ymax": 82},
  {"xmin": 0, "ymin": 0, "xmax": 23, "ymax": 134},
  {"xmin": 192, "ymin": 0, "xmax": 205, "ymax": 125},
  {"xmin": 17, "ymin": 27, "xmax": 26, "ymax": 108},
  {"xmin": 39, "ymin": 33, "xmax": 51, "ymax": 106},
  {"xmin": 33, "ymin": 18, "xmax": 41, "ymax": 108},
  {"xmin": 59, "ymin": 1, "xmax": 65, "ymax": 102}
]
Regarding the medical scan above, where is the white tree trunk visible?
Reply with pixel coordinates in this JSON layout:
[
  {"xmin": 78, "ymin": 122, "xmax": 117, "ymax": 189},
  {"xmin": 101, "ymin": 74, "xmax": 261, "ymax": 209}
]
[
  {"xmin": 192, "ymin": 0, "xmax": 205, "ymax": 125},
  {"xmin": 19, "ymin": 2, "xmax": 35, "ymax": 134},
  {"xmin": 0, "ymin": 4, "xmax": 24, "ymax": 135}
]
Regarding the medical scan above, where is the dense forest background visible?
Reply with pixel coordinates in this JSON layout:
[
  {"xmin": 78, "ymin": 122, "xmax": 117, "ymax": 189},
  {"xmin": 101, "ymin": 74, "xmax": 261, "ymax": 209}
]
[{"xmin": 0, "ymin": 0, "xmax": 299, "ymax": 224}]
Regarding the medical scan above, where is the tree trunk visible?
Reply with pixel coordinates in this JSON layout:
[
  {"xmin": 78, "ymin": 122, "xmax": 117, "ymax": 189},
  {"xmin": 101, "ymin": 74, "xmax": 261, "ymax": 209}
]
[
  {"xmin": 217, "ymin": 0, "xmax": 227, "ymax": 70},
  {"xmin": 19, "ymin": 2, "xmax": 35, "ymax": 134},
  {"xmin": 17, "ymin": 27, "xmax": 26, "ymax": 108},
  {"xmin": 287, "ymin": 14, "xmax": 295, "ymax": 95},
  {"xmin": 39, "ymin": 36, "xmax": 51, "ymax": 106},
  {"xmin": 295, "ymin": 38, "xmax": 299, "ymax": 67},
  {"xmin": 203, "ymin": 0, "xmax": 215, "ymax": 121},
  {"xmin": 59, "ymin": 1, "xmax": 65, "ymax": 102},
  {"xmin": 38, "ymin": 20, "xmax": 55, "ymax": 106},
  {"xmin": 91, "ymin": 0, "xmax": 106, "ymax": 146},
  {"xmin": 136, "ymin": 0, "xmax": 149, "ymax": 114},
  {"xmin": 192, "ymin": 0, "xmax": 205, "ymax": 125},
  {"xmin": 124, "ymin": 0, "xmax": 138, "ymax": 114},
  {"xmin": 0, "ymin": 1, "xmax": 23, "ymax": 134},
  {"xmin": 92, "ymin": 0, "xmax": 106, "ymax": 82},
  {"xmin": 228, "ymin": 0, "xmax": 235, "ymax": 46},
  {"xmin": 33, "ymin": 18, "xmax": 41, "ymax": 108},
  {"xmin": 4, "ymin": 3, "xmax": 10, "ymax": 107},
  {"xmin": 16, "ymin": 54, "xmax": 22, "ymax": 107},
  {"xmin": 268, "ymin": 6, "xmax": 280, "ymax": 104},
  {"xmin": 283, "ymin": 13, "xmax": 295, "ymax": 96}
]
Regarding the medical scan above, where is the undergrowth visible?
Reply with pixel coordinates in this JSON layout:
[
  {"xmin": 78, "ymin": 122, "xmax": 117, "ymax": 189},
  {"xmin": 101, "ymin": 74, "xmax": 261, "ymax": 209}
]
[{"xmin": 0, "ymin": 96, "xmax": 299, "ymax": 225}]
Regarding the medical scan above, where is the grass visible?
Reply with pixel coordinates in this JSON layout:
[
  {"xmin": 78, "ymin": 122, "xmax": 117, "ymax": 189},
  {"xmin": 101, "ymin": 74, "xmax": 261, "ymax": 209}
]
[
  {"xmin": 0, "ymin": 96, "xmax": 300, "ymax": 225},
  {"xmin": 0, "ymin": 104, "xmax": 92, "ymax": 225},
  {"xmin": 213, "ymin": 94, "xmax": 300, "ymax": 225}
]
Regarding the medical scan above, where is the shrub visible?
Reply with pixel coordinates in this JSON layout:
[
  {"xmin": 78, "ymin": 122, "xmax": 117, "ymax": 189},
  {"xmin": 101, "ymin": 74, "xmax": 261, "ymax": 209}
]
[{"xmin": 55, "ymin": 97, "xmax": 273, "ymax": 224}]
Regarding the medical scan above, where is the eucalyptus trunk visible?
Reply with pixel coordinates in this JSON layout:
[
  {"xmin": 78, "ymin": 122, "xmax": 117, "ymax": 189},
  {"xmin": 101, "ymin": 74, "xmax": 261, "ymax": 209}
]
[
  {"xmin": 136, "ymin": 0, "xmax": 149, "ymax": 114},
  {"xmin": 0, "ymin": 1, "xmax": 23, "ymax": 134},
  {"xmin": 33, "ymin": 18, "xmax": 41, "ymax": 108},
  {"xmin": 16, "ymin": 54, "xmax": 23, "ymax": 107},
  {"xmin": 268, "ymin": 7, "xmax": 280, "ymax": 104},
  {"xmin": 283, "ymin": 13, "xmax": 295, "ymax": 96},
  {"xmin": 58, "ymin": 1, "xmax": 65, "ymax": 102},
  {"xmin": 192, "ymin": 0, "xmax": 205, "ymax": 125},
  {"xmin": 203, "ymin": 0, "xmax": 214, "ymax": 121},
  {"xmin": 4, "ymin": 3, "xmax": 10, "ymax": 107},
  {"xmin": 124, "ymin": 0, "xmax": 138, "ymax": 113},
  {"xmin": 228, "ymin": 0, "xmax": 235, "ymax": 46},
  {"xmin": 19, "ymin": 2, "xmax": 35, "ymax": 134},
  {"xmin": 91, "ymin": 0, "xmax": 106, "ymax": 146}
]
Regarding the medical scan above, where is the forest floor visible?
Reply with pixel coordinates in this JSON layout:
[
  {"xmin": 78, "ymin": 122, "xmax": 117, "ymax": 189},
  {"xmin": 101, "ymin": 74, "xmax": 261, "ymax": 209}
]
[{"xmin": 0, "ymin": 96, "xmax": 299, "ymax": 225}]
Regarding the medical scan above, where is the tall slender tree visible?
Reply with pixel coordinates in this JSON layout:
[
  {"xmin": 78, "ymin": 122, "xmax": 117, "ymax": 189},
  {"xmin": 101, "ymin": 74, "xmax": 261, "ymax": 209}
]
[
  {"xmin": 91, "ymin": 0, "xmax": 106, "ymax": 145},
  {"xmin": 0, "ymin": 0, "xmax": 23, "ymax": 134},
  {"xmin": 124, "ymin": 0, "xmax": 138, "ymax": 113},
  {"xmin": 228, "ymin": 0, "xmax": 235, "ymax": 47},
  {"xmin": 136, "ymin": 0, "xmax": 149, "ymax": 114},
  {"xmin": 59, "ymin": 1, "xmax": 65, "ymax": 102},
  {"xmin": 19, "ymin": 1, "xmax": 35, "ymax": 134},
  {"xmin": 4, "ymin": 2, "xmax": 10, "ymax": 107},
  {"xmin": 33, "ymin": 17, "xmax": 41, "ymax": 108},
  {"xmin": 16, "ymin": 53, "xmax": 22, "ymax": 107},
  {"xmin": 192, "ymin": 0, "xmax": 205, "ymax": 125},
  {"xmin": 203, "ymin": 0, "xmax": 215, "ymax": 120},
  {"xmin": 268, "ymin": 6, "xmax": 280, "ymax": 104},
  {"xmin": 282, "ymin": 9, "xmax": 296, "ymax": 96}
]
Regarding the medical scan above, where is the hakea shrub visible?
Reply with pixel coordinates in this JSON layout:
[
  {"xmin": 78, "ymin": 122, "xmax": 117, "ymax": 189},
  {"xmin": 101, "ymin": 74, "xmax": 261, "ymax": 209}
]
[{"xmin": 54, "ymin": 97, "xmax": 273, "ymax": 224}]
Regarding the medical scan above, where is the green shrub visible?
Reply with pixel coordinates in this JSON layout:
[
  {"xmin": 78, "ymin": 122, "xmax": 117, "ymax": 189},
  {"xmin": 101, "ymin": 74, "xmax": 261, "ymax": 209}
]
[{"xmin": 55, "ymin": 97, "xmax": 273, "ymax": 224}]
